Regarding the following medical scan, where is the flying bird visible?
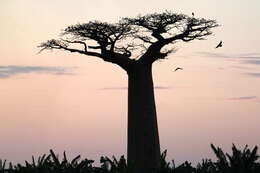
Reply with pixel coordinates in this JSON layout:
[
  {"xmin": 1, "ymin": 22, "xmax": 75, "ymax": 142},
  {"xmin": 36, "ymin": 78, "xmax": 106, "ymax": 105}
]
[
  {"xmin": 174, "ymin": 67, "xmax": 183, "ymax": 72},
  {"xmin": 216, "ymin": 41, "xmax": 223, "ymax": 48}
]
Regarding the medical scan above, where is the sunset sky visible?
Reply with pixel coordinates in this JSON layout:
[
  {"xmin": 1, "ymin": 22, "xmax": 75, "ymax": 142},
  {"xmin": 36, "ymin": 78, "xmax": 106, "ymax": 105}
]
[{"xmin": 1, "ymin": 0, "xmax": 260, "ymax": 165}]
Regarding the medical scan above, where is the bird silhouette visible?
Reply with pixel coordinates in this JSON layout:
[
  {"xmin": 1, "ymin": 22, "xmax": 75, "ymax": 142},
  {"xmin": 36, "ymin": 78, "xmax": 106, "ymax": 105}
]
[
  {"xmin": 174, "ymin": 67, "xmax": 183, "ymax": 72},
  {"xmin": 192, "ymin": 12, "xmax": 194, "ymax": 17},
  {"xmin": 216, "ymin": 41, "xmax": 223, "ymax": 48}
]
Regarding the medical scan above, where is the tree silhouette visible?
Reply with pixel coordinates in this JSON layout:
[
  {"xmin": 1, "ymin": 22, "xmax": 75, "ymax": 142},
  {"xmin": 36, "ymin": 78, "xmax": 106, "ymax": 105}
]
[{"xmin": 39, "ymin": 11, "xmax": 219, "ymax": 172}]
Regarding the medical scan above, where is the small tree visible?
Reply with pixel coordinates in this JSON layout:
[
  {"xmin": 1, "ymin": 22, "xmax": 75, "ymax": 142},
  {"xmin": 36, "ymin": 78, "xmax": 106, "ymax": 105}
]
[{"xmin": 39, "ymin": 11, "xmax": 219, "ymax": 172}]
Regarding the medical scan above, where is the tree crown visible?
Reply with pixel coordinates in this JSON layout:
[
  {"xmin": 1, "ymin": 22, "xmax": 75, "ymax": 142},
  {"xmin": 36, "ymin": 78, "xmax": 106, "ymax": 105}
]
[{"xmin": 39, "ymin": 11, "xmax": 219, "ymax": 71}]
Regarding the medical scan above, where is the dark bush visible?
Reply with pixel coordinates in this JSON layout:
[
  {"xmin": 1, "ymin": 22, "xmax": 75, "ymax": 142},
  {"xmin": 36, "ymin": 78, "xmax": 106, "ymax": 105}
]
[{"xmin": 1, "ymin": 144, "xmax": 259, "ymax": 173}]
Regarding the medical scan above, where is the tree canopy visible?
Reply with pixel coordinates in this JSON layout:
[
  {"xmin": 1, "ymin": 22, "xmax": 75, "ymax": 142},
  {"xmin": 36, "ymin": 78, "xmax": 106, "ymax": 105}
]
[{"xmin": 39, "ymin": 11, "xmax": 219, "ymax": 71}]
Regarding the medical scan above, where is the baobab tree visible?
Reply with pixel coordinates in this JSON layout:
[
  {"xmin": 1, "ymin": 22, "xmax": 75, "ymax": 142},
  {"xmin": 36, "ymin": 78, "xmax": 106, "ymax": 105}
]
[{"xmin": 39, "ymin": 11, "xmax": 219, "ymax": 172}]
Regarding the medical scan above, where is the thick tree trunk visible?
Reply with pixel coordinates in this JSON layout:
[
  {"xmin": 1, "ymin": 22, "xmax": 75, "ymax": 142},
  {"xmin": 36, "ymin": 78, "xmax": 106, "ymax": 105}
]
[{"xmin": 127, "ymin": 61, "xmax": 161, "ymax": 172}]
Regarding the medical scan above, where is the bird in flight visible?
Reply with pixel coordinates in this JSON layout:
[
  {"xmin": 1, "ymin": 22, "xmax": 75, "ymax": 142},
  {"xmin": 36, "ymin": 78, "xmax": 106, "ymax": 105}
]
[
  {"xmin": 174, "ymin": 67, "xmax": 183, "ymax": 72},
  {"xmin": 216, "ymin": 41, "xmax": 223, "ymax": 48}
]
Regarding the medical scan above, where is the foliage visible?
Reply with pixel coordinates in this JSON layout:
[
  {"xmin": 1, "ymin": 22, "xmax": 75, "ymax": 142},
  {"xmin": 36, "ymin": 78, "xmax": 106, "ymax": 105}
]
[{"xmin": 1, "ymin": 144, "xmax": 259, "ymax": 173}]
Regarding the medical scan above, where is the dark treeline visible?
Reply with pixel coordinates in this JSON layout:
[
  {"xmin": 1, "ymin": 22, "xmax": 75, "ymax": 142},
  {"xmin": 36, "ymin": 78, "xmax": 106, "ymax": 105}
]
[{"xmin": 0, "ymin": 144, "xmax": 259, "ymax": 173}]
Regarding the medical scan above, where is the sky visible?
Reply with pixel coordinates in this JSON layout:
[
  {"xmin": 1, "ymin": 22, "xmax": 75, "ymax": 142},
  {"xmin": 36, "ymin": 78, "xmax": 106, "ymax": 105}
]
[{"xmin": 0, "ymin": 0, "xmax": 260, "ymax": 165}]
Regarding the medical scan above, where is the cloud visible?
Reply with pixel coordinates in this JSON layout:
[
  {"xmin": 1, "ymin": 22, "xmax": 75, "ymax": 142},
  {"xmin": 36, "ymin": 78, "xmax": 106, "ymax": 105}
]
[
  {"xmin": 196, "ymin": 52, "xmax": 230, "ymax": 58},
  {"xmin": 196, "ymin": 52, "xmax": 260, "ymax": 60},
  {"xmin": 243, "ymin": 60, "xmax": 260, "ymax": 65},
  {"xmin": 154, "ymin": 86, "xmax": 173, "ymax": 89},
  {"xmin": 238, "ymin": 53, "xmax": 260, "ymax": 57},
  {"xmin": 0, "ymin": 65, "xmax": 75, "ymax": 78},
  {"xmin": 244, "ymin": 73, "xmax": 260, "ymax": 78},
  {"xmin": 99, "ymin": 87, "xmax": 128, "ymax": 90},
  {"xmin": 196, "ymin": 52, "xmax": 260, "ymax": 67},
  {"xmin": 226, "ymin": 96, "xmax": 260, "ymax": 103},
  {"xmin": 229, "ymin": 65, "xmax": 253, "ymax": 70},
  {"xmin": 99, "ymin": 86, "xmax": 174, "ymax": 90},
  {"xmin": 227, "ymin": 96, "xmax": 258, "ymax": 101}
]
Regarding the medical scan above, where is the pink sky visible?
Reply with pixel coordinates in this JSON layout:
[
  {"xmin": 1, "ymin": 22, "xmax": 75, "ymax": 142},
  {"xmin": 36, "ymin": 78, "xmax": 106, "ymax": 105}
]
[{"xmin": 0, "ymin": 0, "xmax": 260, "ymax": 165}]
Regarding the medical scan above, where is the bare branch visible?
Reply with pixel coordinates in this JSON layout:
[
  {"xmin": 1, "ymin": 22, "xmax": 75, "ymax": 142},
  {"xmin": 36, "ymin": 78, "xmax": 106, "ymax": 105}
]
[
  {"xmin": 61, "ymin": 39, "xmax": 87, "ymax": 52},
  {"xmin": 134, "ymin": 35, "xmax": 154, "ymax": 44},
  {"xmin": 63, "ymin": 21, "xmax": 135, "ymax": 53},
  {"xmin": 38, "ymin": 39, "xmax": 102, "ymax": 57},
  {"xmin": 38, "ymin": 39, "xmax": 134, "ymax": 71},
  {"xmin": 129, "ymin": 15, "xmax": 219, "ymax": 63},
  {"xmin": 39, "ymin": 11, "xmax": 219, "ymax": 68},
  {"xmin": 88, "ymin": 45, "xmax": 102, "ymax": 49},
  {"xmin": 124, "ymin": 11, "xmax": 187, "ymax": 41},
  {"xmin": 114, "ymin": 44, "xmax": 137, "ymax": 58}
]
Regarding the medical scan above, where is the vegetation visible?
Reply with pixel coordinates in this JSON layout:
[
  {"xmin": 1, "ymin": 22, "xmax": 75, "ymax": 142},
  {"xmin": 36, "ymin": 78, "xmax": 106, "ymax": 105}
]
[{"xmin": 1, "ymin": 144, "xmax": 259, "ymax": 173}]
